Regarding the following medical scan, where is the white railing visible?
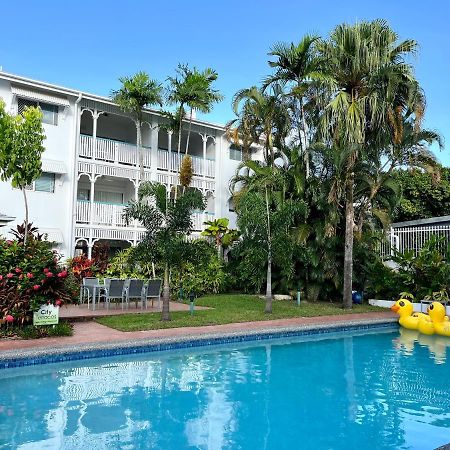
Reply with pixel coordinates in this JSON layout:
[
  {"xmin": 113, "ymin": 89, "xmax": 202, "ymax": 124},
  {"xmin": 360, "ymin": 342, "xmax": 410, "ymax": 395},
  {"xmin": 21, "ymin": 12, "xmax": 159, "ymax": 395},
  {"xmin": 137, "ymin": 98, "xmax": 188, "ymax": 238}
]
[
  {"xmin": 78, "ymin": 161, "xmax": 152, "ymax": 182},
  {"xmin": 76, "ymin": 201, "xmax": 212, "ymax": 233},
  {"xmin": 76, "ymin": 201, "xmax": 129, "ymax": 227},
  {"xmin": 381, "ymin": 225, "xmax": 450, "ymax": 257},
  {"xmin": 79, "ymin": 135, "xmax": 151, "ymax": 168},
  {"xmin": 156, "ymin": 172, "xmax": 215, "ymax": 193},
  {"xmin": 192, "ymin": 212, "xmax": 214, "ymax": 231},
  {"xmin": 157, "ymin": 149, "xmax": 215, "ymax": 178},
  {"xmin": 75, "ymin": 226, "xmax": 145, "ymax": 243}
]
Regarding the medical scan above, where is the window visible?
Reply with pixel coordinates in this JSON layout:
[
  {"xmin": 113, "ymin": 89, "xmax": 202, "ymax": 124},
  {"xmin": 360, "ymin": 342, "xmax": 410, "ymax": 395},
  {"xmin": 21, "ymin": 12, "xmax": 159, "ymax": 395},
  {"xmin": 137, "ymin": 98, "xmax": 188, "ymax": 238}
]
[
  {"xmin": 229, "ymin": 145, "xmax": 243, "ymax": 161},
  {"xmin": 94, "ymin": 191, "xmax": 124, "ymax": 205},
  {"xmin": 77, "ymin": 189, "xmax": 124, "ymax": 205},
  {"xmin": 17, "ymin": 97, "xmax": 58, "ymax": 125},
  {"xmin": 25, "ymin": 172, "xmax": 55, "ymax": 193}
]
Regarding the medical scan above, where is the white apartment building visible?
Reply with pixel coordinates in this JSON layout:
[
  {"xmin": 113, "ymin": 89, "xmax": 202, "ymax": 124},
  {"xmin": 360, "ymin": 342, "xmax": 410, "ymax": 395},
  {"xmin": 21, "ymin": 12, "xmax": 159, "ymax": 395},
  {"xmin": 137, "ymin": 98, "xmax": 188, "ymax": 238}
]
[{"xmin": 0, "ymin": 72, "xmax": 247, "ymax": 259}]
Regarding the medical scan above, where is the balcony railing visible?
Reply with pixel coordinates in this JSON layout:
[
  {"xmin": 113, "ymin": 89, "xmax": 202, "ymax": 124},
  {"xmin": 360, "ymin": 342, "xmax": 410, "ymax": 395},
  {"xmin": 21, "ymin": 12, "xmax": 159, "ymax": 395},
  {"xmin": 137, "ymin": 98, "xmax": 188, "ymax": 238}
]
[
  {"xmin": 157, "ymin": 149, "xmax": 215, "ymax": 178},
  {"xmin": 76, "ymin": 201, "xmax": 213, "ymax": 232},
  {"xmin": 79, "ymin": 135, "xmax": 151, "ymax": 168}
]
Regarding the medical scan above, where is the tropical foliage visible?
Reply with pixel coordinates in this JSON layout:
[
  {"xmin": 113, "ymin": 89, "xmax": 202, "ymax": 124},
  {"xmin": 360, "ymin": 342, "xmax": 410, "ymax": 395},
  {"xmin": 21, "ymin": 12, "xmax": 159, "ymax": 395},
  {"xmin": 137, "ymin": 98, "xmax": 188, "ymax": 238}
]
[
  {"xmin": 124, "ymin": 181, "xmax": 205, "ymax": 320},
  {"xmin": 227, "ymin": 19, "xmax": 443, "ymax": 308},
  {"xmin": 0, "ymin": 100, "xmax": 45, "ymax": 245}
]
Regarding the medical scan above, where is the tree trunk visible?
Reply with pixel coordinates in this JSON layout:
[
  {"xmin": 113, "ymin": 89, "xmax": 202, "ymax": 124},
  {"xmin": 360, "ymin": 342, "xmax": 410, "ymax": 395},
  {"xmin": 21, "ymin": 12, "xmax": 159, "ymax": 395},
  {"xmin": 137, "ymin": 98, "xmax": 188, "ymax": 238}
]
[
  {"xmin": 161, "ymin": 263, "xmax": 171, "ymax": 320},
  {"xmin": 175, "ymin": 105, "xmax": 184, "ymax": 200},
  {"xmin": 265, "ymin": 186, "xmax": 273, "ymax": 313},
  {"xmin": 343, "ymin": 173, "xmax": 354, "ymax": 309},
  {"xmin": 185, "ymin": 108, "xmax": 194, "ymax": 155},
  {"xmin": 265, "ymin": 251, "xmax": 273, "ymax": 313},
  {"xmin": 300, "ymin": 99, "xmax": 310, "ymax": 179},
  {"xmin": 136, "ymin": 121, "xmax": 144, "ymax": 181},
  {"xmin": 22, "ymin": 188, "xmax": 29, "ymax": 246}
]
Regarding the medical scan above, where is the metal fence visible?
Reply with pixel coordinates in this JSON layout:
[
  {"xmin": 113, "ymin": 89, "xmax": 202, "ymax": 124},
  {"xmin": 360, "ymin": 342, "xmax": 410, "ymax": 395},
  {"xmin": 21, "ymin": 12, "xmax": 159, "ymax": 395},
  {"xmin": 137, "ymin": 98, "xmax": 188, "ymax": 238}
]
[{"xmin": 380, "ymin": 225, "xmax": 450, "ymax": 257}]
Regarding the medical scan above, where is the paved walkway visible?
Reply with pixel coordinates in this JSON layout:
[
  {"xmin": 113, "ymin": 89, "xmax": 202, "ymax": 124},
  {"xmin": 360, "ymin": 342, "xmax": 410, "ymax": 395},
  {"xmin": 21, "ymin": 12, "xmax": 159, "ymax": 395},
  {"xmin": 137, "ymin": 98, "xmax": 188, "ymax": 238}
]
[
  {"xmin": 59, "ymin": 301, "xmax": 209, "ymax": 320},
  {"xmin": 0, "ymin": 311, "xmax": 397, "ymax": 355}
]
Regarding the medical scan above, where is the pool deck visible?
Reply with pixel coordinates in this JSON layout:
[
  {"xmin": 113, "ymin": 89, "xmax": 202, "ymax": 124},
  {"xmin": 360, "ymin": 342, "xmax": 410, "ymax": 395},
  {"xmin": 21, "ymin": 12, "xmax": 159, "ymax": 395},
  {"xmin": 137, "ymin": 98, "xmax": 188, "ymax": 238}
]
[{"xmin": 0, "ymin": 311, "xmax": 397, "ymax": 362}]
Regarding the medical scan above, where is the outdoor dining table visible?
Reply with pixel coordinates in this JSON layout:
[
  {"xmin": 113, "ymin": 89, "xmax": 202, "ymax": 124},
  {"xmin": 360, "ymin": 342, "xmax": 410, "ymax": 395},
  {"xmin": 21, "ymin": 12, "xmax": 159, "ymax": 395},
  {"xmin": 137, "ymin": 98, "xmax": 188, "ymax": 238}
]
[{"xmin": 90, "ymin": 281, "xmax": 107, "ymax": 311}]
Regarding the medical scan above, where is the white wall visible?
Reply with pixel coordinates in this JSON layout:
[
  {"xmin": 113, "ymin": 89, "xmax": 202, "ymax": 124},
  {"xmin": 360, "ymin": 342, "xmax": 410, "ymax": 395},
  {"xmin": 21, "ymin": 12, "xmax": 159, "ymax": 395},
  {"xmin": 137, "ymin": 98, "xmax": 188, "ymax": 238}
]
[{"xmin": 0, "ymin": 79, "xmax": 77, "ymax": 258}]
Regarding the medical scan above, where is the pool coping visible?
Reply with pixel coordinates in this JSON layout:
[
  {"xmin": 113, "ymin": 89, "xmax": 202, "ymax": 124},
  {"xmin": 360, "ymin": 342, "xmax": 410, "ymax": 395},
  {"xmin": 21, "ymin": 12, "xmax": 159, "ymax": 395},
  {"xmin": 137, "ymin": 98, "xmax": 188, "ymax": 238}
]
[{"xmin": 0, "ymin": 317, "xmax": 398, "ymax": 369}]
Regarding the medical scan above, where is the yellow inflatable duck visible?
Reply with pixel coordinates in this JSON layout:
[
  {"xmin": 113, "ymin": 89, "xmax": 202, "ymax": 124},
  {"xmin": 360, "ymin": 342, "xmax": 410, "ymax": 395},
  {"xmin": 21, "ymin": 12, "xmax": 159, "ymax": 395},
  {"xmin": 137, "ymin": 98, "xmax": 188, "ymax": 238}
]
[
  {"xmin": 428, "ymin": 302, "xmax": 450, "ymax": 337},
  {"xmin": 391, "ymin": 299, "xmax": 429, "ymax": 330}
]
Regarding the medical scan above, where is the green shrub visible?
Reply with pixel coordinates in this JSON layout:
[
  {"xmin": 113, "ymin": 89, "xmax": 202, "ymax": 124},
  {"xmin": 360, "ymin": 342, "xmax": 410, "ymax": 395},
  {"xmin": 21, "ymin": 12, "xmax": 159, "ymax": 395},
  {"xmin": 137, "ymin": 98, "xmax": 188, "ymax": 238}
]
[
  {"xmin": 176, "ymin": 255, "xmax": 228, "ymax": 297},
  {"xmin": 365, "ymin": 236, "xmax": 450, "ymax": 300},
  {"xmin": 0, "ymin": 322, "xmax": 73, "ymax": 339},
  {"xmin": 0, "ymin": 237, "xmax": 72, "ymax": 325}
]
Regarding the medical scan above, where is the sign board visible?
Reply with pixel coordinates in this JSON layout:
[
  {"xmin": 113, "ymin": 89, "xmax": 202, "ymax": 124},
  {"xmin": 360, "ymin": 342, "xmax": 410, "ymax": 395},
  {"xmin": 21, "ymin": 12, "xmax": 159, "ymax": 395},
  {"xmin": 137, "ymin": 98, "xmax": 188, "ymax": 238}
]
[{"xmin": 33, "ymin": 304, "xmax": 59, "ymax": 326}]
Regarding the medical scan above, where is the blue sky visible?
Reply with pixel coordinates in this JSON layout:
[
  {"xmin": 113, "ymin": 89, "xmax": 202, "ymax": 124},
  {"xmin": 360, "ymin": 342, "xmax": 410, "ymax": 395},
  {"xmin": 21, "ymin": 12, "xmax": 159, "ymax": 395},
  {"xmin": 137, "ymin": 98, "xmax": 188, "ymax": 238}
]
[{"xmin": 1, "ymin": 0, "xmax": 449, "ymax": 162}]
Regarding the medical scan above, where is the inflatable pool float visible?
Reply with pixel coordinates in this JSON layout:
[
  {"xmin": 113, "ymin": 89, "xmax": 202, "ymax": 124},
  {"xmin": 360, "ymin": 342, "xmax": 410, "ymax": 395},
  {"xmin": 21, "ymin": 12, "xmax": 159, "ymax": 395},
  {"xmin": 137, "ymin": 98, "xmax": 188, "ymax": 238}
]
[{"xmin": 391, "ymin": 299, "xmax": 429, "ymax": 331}]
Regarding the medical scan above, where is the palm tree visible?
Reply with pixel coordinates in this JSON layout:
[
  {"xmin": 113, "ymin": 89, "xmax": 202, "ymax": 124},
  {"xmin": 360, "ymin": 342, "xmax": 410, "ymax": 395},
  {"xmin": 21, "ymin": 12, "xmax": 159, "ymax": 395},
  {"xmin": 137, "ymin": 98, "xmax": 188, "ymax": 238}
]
[
  {"xmin": 167, "ymin": 64, "xmax": 223, "ymax": 158},
  {"xmin": 111, "ymin": 72, "xmax": 163, "ymax": 180},
  {"xmin": 314, "ymin": 20, "xmax": 422, "ymax": 308},
  {"xmin": 124, "ymin": 182, "xmax": 205, "ymax": 320},
  {"xmin": 228, "ymin": 85, "xmax": 290, "ymax": 167},
  {"xmin": 231, "ymin": 159, "xmax": 307, "ymax": 312},
  {"xmin": 354, "ymin": 118, "xmax": 443, "ymax": 232},
  {"xmin": 201, "ymin": 218, "xmax": 238, "ymax": 259},
  {"xmin": 264, "ymin": 34, "xmax": 319, "ymax": 177}
]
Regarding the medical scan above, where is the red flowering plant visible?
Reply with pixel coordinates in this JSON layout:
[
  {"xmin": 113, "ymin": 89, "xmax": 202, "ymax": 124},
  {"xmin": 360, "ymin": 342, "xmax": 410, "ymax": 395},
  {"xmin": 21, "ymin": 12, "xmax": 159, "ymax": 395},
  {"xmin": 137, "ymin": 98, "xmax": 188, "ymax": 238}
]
[
  {"xmin": 68, "ymin": 243, "xmax": 109, "ymax": 281},
  {"xmin": 0, "ymin": 236, "xmax": 72, "ymax": 325},
  {"xmin": 68, "ymin": 254, "xmax": 96, "ymax": 280}
]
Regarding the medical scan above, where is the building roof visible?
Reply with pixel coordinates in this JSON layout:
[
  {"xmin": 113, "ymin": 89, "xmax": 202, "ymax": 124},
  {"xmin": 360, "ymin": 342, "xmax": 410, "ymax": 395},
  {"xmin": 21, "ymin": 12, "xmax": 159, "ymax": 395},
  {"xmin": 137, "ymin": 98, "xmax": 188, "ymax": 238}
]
[
  {"xmin": 0, "ymin": 213, "xmax": 15, "ymax": 227},
  {"xmin": 0, "ymin": 71, "xmax": 227, "ymax": 132},
  {"xmin": 392, "ymin": 215, "xmax": 450, "ymax": 228}
]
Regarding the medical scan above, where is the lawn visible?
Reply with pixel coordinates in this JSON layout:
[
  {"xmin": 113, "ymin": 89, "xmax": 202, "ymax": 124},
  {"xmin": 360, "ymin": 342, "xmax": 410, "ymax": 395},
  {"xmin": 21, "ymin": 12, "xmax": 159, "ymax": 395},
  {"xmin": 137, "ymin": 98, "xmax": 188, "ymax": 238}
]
[{"xmin": 96, "ymin": 294, "xmax": 385, "ymax": 332}]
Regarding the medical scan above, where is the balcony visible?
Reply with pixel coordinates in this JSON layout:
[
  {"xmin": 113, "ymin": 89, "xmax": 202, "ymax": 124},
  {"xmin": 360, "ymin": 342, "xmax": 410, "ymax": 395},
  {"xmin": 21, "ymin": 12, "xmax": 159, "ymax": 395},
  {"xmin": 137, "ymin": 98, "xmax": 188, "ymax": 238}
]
[
  {"xmin": 79, "ymin": 135, "xmax": 151, "ymax": 168},
  {"xmin": 157, "ymin": 149, "xmax": 215, "ymax": 178},
  {"xmin": 76, "ymin": 201, "xmax": 213, "ymax": 232}
]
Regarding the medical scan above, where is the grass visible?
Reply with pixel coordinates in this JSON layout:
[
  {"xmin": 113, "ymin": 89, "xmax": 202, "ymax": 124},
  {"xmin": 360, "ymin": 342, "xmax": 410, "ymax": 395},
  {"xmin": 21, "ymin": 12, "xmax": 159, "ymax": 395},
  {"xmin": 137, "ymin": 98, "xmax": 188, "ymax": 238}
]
[
  {"xmin": 0, "ymin": 322, "xmax": 73, "ymax": 339},
  {"xmin": 96, "ymin": 294, "xmax": 385, "ymax": 332}
]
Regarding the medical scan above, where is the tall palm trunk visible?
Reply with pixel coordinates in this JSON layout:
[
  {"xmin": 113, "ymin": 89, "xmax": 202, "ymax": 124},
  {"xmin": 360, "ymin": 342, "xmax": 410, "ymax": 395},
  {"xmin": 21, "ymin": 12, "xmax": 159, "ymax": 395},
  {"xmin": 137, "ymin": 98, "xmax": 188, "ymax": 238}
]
[
  {"xmin": 136, "ymin": 120, "xmax": 144, "ymax": 181},
  {"xmin": 265, "ymin": 250, "xmax": 273, "ymax": 313},
  {"xmin": 299, "ymin": 99, "xmax": 310, "ymax": 179},
  {"xmin": 343, "ymin": 173, "xmax": 354, "ymax": 309},
  {"xmin": 174, "ymin": 105, "xmax": 185, "ymax": 200},
  {"xmin": 22, "ymin": 188, "xmax": 29, "ymax": 246},
  {"xmin": 184, "ymin": 108, "xmax": 194, "ymax": 155},
  {"xmin": 264, "ymin": 186, "xmax": 273, "ymax": 313},
  {"xmin": 161, "ymin": 263, "xmax": 171, "ymax": 320}
]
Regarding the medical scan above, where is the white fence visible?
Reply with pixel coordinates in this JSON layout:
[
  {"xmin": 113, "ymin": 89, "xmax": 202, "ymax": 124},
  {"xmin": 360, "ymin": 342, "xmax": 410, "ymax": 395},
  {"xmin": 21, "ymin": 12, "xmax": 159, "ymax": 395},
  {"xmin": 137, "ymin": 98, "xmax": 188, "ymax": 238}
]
[{"xmin": 381, "ymin": 225, "xmax": 450, "ymax": 257}]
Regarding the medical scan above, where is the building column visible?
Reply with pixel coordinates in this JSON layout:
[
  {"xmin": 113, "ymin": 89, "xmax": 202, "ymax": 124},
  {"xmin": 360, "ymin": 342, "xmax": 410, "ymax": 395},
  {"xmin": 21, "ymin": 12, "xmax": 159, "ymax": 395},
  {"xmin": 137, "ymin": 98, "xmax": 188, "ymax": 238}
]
[
  {"xmin": 201, "ymin": 134, "xmax": 208, "ymax": 178},
  {"xmin": 87, "ymin": 242, "xmax": 93, "ymax": 260},
  {"xmin": 92, "ymin": 109, "xmax": 99, "ymax": 161},
  {"xmin": 150, "ymin": 120, "xmax": 159, "ymax": 181},
  {"xmin": 167, "ymin": 130, "xmax": 173, "ymax": 182},
  {"xmin": 89, "ymin": 174, "xmax": 96, "ymax": 226}
]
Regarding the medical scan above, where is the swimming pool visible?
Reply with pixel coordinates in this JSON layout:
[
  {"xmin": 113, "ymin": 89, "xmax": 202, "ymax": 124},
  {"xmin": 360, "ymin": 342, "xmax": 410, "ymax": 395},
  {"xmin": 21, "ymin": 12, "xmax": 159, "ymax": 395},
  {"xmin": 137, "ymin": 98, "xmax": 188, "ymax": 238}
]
[{"xmin": 0, "ymin": 327, "xmax": 449, "ymax": 449}]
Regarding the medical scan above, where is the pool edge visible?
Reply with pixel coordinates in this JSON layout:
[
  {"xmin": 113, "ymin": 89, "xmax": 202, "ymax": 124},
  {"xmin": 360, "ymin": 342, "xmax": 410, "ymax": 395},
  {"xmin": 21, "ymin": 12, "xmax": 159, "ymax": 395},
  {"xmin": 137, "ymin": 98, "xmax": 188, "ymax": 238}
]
[{"xmin": 0, "ymin": 318, "xmax": 398, "ymax": 369}]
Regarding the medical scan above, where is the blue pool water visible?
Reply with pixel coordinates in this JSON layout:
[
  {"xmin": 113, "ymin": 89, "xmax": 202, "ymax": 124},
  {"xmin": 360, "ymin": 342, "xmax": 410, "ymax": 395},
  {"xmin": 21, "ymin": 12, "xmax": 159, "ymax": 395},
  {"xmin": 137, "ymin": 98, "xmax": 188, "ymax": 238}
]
[{"xmin": 1, "ymin": 328, "xmax": 450, "ymax": 449}]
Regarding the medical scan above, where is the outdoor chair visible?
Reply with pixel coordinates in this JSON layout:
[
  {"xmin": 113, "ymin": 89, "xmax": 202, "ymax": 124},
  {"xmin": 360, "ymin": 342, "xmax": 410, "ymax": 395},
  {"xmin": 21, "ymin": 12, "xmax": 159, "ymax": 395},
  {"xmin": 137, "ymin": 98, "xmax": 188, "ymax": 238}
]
[
  {"xmin": 80, "ymin": 277, "xmax": 100, "ymax": 309},
  {"xmin": 144, "ymin": 279, "xmax": 162, "ymax": 309},
  {"xmin": 127, "ymin": 279, "xmax": 145, "ymax": 309},
  {"xmin": 104, "ymin": 279, "xmax": 127, "ymax": 309}
]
